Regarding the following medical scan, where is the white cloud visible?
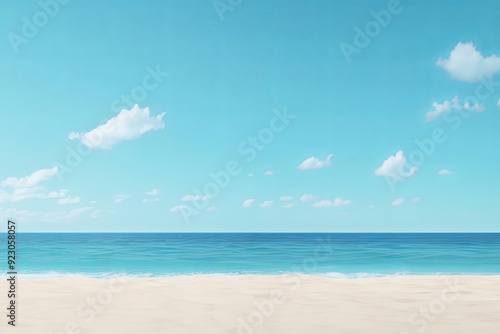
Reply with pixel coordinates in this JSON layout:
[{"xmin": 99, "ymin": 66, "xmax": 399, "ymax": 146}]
[
  {"xmin": 426, "ymin": 96, "xmax": 485, "ymax": 123},
  {"xmin": 311, "ymin": 197, "xmax": 351, "ymax": 208},
  {"xmin": 436, "ymin": 42, "xmax": 500, "ymax": 83},
  {"xmin": 142, "ymin": 198, "xmax": 160, "ymax": 203},
  {"xmin": 412, "ymin": 197, "xmax": 421, "ymax": 203},
  {"xmin": 300, "ymin": 194, "xmax": 316, "ymax": 202},
  {"xmin": 375, "ymin": 151, "xmax": 418, "ymax": 180},
  {"xmin": 242, "ymin": 199, "xmax": 255, "ymax": 208},
  {"xmin": 284, "ymin": 203, "xmax": 296, "ymax": 209},
  {"xmin": 170, "ymin": 205, "xmax": 187, "ymax": 213},
  {"xmin": 264, "ymin": 170, "xmax": 273, "ymax": 176},
  {"xmin": 0, "ymin": 187, "xmax": 67, "ymax": 203},
  {"xmin": 69, "ymin": 105, "xmax": 165, "ymax": 149},
  {"xmin": 438, "ymin": 169, "xmax": 455, "ymax": 175},
  {"xmin": 297, "ymin": 154, "xmax": 333, "ymax": 170},
  {"xmin": 391, "ymin": 198, "xmax": 405, "ymax": 206},
  {"xmin": 113, "ymin": 194, "xmax": 129, "ymax": 203},
  {"xmin": 0, "ymin": 167, "xmax": 58, "ymax": 188},
  {"xmin": 280, "ymin": 196, "xmax": 293, "ymax": 201},
  {"xmin": 497, "ymin": 99, "xmax": 500, "ymax": 107},
  {"xmin": 181, "ymin": 194, "xmax": 211, "ymax": 202},
  {"xmin": 259, "ymin": 200, "xmax": 273, "ymax": 208},
  {"xmin": 146, "ymin": 189, "xmax": 160, "ymax": 196},
  {"xmin": 58, "ymin": 196, "xmax": 81, "ymax": 205},
  {"xmin": 206, "ymin": 206, "xmax": 216, "ymax": 212}
]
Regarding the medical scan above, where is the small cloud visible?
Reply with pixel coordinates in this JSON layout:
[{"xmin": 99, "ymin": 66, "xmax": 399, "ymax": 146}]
[
  {"xmin": 248, "ymin": 173, "xmax": 253, "ymax": 177},
  {"xmin": 170, "ymin": 205, "xmax": 187, "ymax": 213},
  {"xmin": 280, "ymin": 196, "xmax": 293, "ymax": 201},
  {"xmin": 113, "ymin": 194, "xmax": 129, "ymax": 203},
  {"xmin": 436, "ymin": 42, "xmax": 500, "ymax": 83},
  {"xmin": 89, "ymin": 200, "xmax": 97, "ymax": 204},
  {"xmin": 146, "ymin": 189, "xmax": 160, "ymax": 196},
  {"xmin": 69, "ymin": 105, "xmax": 165, "ymax": 149},
  {"xmin": 426, "ymin": 96, "xmax": 485, "ymax": 123},
  {"xmin": 0, "ymin": 187, "xmax": 67, "ymax": 203},
  {"xmin": 181, "ymin": 194, "xmax": 211, "ymax": 202},
  {"xmin": 284, "ymin": 203, "xmax": 296, "ymax": 209},
  {"xmin": 297, "ymin": 154, "xmax": 333, "ymax": 170},
  {"xmin": 242, "ymin": 199, "xmax": 255, "ymax": 208},
  {"xmin": 142, "ymin": 198, "xmax": 160, "ymax": 203},
  {"xmin": 311, "ymin": 197, "xmax": 351, "ymax": 208},
  {"xmin": 259, "ymin": 200, "xmax": 273, "ymax": 208},
  {"xmin": 391, "ymin": 198, "xmax": 405, "ymax": 206},
  {"xmin": 264, "ymin": 170, "xmax": 273, "ymax": 176},
  {"xmin": 497, "ymin": 99, "xmax": 500, "ymax": 107},
  {"xmin": 300, "ymin": 194, "xmax": 316, "ymax": 202},
  {"xmin": 412, "ymin": 197, "xmax": 421, "ymax": 203},
  {"xmin": 58, "ymin": 196, "xmax": 80, "ymax": 205},
  {"xmin": 438, "ymin": 169, "xmax": 455, "ymax": 175},
  {"xmin": 0, "ymin": 166, "xmax": 58, "ymax": 188},
  {"xmin": 206, "ymin": 206, "xmax": 216, "ymax": 212},
  {"xmin": 375, "ymin": 151, "xmax": 418, "ymax": 180}
]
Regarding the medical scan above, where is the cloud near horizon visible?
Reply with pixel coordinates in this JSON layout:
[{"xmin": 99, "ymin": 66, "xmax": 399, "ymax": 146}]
[
  {"xmin": 69, "ymin": 105, "xmax": 165, "ymax": 149},
  {"xmin": 311, "ymin": 197, "xmax": 351, "ymax": 208}
]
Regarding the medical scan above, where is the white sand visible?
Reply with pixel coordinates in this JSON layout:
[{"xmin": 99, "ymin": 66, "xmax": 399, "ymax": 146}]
[{"xmin": 0, "ymin": 275, "xmax": 499, "ymax": 333}]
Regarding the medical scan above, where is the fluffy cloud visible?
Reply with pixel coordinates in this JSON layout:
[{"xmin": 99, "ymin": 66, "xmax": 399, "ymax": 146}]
[
  {"xmin": 113, "ymin": 194, "xmax": 129, "ymax": 203},
  {"xmin": 181, "ymin": 194, "xmax": 211, "ymax": 201},
  {"xmin": 206, "ymin": 206, "xmax": 216, "ymax": 212},
  {"xmin": 146, "ymin": 189, "xmax": 160, "ymax": 196},
  {"xmin": 280, "ymin": 196, "xmax": 293, "ymax": 201},
  {"xmin": 284, "ymin": 203, "xmax": 296, "ymax": 209},
  {"xmin": 425, "ymin": 96, "xmax": 485, "ymax": 123},
  {"xmin": 412, "ymin": 197, "xmax": 421, "ymax": 203},
  {"xmin": 300, "ymin": 194, "xmax": 316, "ymax": 202},
  {"xmin": 0, "ymin": 167, "xmax": 58, "ymax": 188},
  {"xmin": 438, "ymin": 169, "xmax": 455, "ymax": 175},
  {"xmin": 391, "ymin": 198, "xmax": 405, "ymax": 206},
  {"xmin": 69, "ymin": 105, "xmax": 165, "ymax": 149},
  {"xmin": 436, "ymin": 42, "xmax": 500, "ymax": 83},
  {"xmin": 242, "ymin": 199, "xmax": 255, "ymax": 208},
  {"xmin": 375, "ymin": 151, "xmax": 418, "ymax": 180},
  {"xmin": 297, "ymin": 154, "xmax": 333, "ymax": 170},
  {"xmin": 259, "ymin": 200, "xmax": 273, "ymax": 208},
  {"xmin": 311, "ymin": 197, "xmax": 351, "ymax": 208},
  {"xmin": 58, "ymin": 196, "xmax": 81, "ymax": 205},
  {"xmin": 264, "ymin": 170, "xmax": 273, "ymax": 176}
]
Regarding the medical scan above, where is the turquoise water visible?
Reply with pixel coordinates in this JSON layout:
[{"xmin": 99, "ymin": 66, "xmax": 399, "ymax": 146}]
[{"xmin": 2, "ymin": 233, "xmax": 499, "ymax": 278}]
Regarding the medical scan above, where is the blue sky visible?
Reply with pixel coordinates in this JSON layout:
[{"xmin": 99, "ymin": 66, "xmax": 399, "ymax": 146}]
[{"xmin": 1, "ymin": 0, "xmax": 500, "ymax": 232}]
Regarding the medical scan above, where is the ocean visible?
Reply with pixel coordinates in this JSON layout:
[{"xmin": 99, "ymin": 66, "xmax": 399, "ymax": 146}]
[{"xmin": 2, "ymin": 233, "xmax": 499, "ymax": 278}]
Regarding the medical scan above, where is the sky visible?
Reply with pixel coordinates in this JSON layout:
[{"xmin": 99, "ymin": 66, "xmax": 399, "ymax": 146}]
[{"xmin": 1, "ymin": 0, "xmax": 500, "ymax": 232}]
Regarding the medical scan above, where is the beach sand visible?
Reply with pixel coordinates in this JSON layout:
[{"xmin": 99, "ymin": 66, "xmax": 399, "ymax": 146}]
[{"xmin": 0, "ymin": 275, "xmax": 499, "ymax": 333}]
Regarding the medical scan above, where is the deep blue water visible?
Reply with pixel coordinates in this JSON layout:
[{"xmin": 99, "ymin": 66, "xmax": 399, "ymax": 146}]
[{"xmin": 1, "ymin": 233, "xmax": 499, "ymax": 278}]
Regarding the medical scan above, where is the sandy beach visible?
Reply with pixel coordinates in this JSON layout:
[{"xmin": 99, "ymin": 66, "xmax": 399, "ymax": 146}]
[{"xmin": 0, "ymin": 275, "xmax": 499, "ymax": 334}]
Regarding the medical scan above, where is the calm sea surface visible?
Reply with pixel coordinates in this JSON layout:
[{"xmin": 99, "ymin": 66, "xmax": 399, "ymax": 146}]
[{"xmin": 1, "ymin": 233, "xmax": 499, "ymax": 278}]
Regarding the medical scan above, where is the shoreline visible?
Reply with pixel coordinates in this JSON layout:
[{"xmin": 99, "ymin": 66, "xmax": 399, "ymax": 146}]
[{"xmin": 1, "ymin": 274, "xmax": 499, "ymax": 333}]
